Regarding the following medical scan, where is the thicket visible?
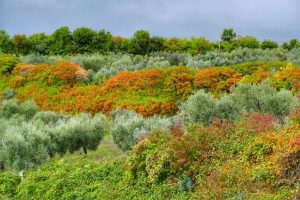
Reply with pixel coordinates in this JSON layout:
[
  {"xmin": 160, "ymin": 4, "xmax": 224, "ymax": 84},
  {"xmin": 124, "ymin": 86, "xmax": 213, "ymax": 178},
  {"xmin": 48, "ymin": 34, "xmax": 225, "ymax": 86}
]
[
  {"xmin": 110, "ymin": 82, "xmax": 298, "ymax": 152},
  {"xmin": 1, "ymin": 114, "xmax": 299, "ymax": 199},
  {"xmin": 0, "ymin": 100, "xmax": 106, "ymax": 171}
]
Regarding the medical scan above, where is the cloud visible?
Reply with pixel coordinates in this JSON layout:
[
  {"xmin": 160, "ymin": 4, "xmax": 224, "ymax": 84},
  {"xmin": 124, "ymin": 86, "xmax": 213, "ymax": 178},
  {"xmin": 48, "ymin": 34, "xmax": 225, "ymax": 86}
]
[{"xmin": 0, "ymin": 0, "xmax": 299, "ymax": 42}]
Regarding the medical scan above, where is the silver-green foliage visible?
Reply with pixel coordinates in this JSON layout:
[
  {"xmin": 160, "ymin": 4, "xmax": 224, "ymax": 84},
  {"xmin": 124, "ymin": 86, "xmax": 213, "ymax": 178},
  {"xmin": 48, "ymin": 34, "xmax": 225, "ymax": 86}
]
[
  {"xmin": 180, "ymin": 82, "xmax": 298, "ymax": 125},
  {"xmin": 110, "ymin": 109, "xmax": 179, "ymax": 151},
  {"xmin": 0, "ymin": 100, "xmax": 106, "ymax": 170}
]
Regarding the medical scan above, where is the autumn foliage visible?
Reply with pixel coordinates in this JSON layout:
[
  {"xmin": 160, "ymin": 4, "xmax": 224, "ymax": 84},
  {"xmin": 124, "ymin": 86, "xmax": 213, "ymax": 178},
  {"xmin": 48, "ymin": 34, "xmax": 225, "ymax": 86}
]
[{"xmin": 0, "ymin": 61, "xmax": 299, "ymax": 117}]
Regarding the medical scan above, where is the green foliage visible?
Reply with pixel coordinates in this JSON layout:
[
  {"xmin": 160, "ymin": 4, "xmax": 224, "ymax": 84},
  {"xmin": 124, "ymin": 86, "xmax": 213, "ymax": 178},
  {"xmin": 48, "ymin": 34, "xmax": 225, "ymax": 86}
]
[
  {"xmin": 28, "ymin": 33, "xmax": 49, "ymax": 54},
  {"xmin": 282, "ymin": 39, "xmax": 300, "ymax": 50},
  {"xmin": 0, "ymin": 29, "xmax": 14, "ymax": 54},
  {"xmin": 93, "ymin": 30, "xmax": 114, "ymax": 53},
  {"xmin": 12, "ymin": 34, "xmax": 31, "ymax": 55},
  {"xmin": 131, "ymin": 30, "xmax": 150, "ymax": 55},
  {"xmin": 149, "ymin": 36, "xmax": 165, "ymax": 52},
  {"xmin": 260, "ymin": 40, "xmax": 278, "ymax": 49},
  {"xmin": 221, "ymin": 28, "xmax": 237, "ymax": 42},
  {"xmin": 0, "ymin": 54, "xmax": 20, "ymax": 74},
  {"xmin": 0, "ymin": 172, "xmax": 21, "ymax": 197},
  {"xmin": 48, "ymin": 26, "xmax": 73, "ymax": 55},
  {"xmin": 229, "ymin": 82, "xmax": 298, "ymax": 123},
  {"xmin": 188, "ymin": 37, "xmax": 211, "ymax": 55},
  {"xmin": 234, "ymin": 36, "xmax": 260, "ymax": 49},
  {"xmin": 73, "ymin": 27, "xmax": 98, "ymax": 53}
]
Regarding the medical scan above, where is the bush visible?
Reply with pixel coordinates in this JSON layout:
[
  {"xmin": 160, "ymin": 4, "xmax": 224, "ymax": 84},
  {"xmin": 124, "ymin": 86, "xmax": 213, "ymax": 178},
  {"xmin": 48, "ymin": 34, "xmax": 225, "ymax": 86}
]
[
  {"xmin": 261, "ymin": 40, "xmax": 278, "ymax": 50},
  {"xmin": 229, "ymin": 82, "xmax": 298, "ymax": 123},
  {"xmin": 180, "ymin": 90, "xmax": 216, "ymax": 125},
  {"xmin": 110, "ymin": 109, "xmax": 179, "ymax": 151},
  {"xmin": 0, "ymin": 172, "xmax": 21, "ymax": 197},
  {"xmin": 0, "ymin": 54, "xmax": 20, "ymax": 74},
  {"xmin": 180, "ymin": 82, "xmax": 298, "ymax": 125}
]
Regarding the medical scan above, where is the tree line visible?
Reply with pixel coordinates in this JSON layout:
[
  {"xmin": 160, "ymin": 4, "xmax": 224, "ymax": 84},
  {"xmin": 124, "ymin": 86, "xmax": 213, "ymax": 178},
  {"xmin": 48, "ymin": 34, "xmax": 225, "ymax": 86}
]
[{"xmin": 0, "ymin": 27, "xmax": 299, "ymax": 55}]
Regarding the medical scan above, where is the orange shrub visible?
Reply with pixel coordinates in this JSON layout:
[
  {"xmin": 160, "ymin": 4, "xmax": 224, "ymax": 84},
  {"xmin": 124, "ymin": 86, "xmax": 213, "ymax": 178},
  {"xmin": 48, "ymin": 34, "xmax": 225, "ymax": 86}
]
[
  {"xmin": 104, "ymin": 69, "xmax": 163, "ymax": 91},
  {"xmin": 274, "ymin": 67, "xmax": 300, "ymax": 91},
  {"xmin": 164, "ymin": 67, "xmax": 194, "ymax": 98},
  {"xmin": 194, "ymin": 67, "xmax": 241, "ymax": 93}
]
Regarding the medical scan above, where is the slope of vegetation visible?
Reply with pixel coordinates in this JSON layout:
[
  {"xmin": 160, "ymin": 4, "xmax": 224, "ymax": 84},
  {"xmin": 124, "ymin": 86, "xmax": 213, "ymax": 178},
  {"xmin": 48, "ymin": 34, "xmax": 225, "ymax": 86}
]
[{"xmin": 0, "ymin": 53, "xmax": 300, "ymax": 199}]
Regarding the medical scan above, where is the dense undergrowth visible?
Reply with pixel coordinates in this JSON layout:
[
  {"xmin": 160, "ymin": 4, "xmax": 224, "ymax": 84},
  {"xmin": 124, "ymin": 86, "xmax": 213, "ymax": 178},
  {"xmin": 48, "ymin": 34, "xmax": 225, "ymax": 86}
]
[{"xmin": 1, "ymin": 53, "xmax": 300, "ymax": 199}]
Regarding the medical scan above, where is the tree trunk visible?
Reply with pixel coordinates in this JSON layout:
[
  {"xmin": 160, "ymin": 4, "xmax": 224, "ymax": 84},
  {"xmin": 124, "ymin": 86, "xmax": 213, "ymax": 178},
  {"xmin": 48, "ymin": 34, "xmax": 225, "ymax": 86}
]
[
  {"xmin": 0, "ymin": 161, "xmax": 4, "ymax": 171},
  {"xmin": 83, "ymin": 147, "xmax": 87, "ymax": 154}
]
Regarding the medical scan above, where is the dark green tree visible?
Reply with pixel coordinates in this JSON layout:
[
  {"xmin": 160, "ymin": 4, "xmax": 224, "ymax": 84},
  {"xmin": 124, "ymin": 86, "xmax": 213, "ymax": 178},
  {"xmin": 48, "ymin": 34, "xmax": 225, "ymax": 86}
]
[
  {"xmin": 131, "ymin": 30, "xmax": 150, "ymax": 55},
  {"xmin": 221, "ymin": 28, "xmax": 237, "ymax": 42},
  {"xmin": 149, "ymin": 36, "xmax": 165, "ymax": 52},
  {"xmin": 28, "ymin": 33, "xmax": 49, "ymax": 54},
  {"xmin": 12, "ymin": 34, "xmax": 31, "ymax": 55},
  {"xmin": 0, "ymin": 29, "xmax": 14, "ymax": 53},
  {"xmin": 73, "ymin": 27, "xmax": 98, "ymax": 53},
  {"xmin": 92, "ymin": 29, "xmax": 113, "ymax": 53},
  {"xmin": 282, "ymin": 39, "xmax": 299, "ymax": 50},
  {"xmin": 48, "ymin": 26, "xmax": 73, "ymax": 55},
  {"xmin": 260, "ymin": 40, "xmax": 278, "ymax": 49}
]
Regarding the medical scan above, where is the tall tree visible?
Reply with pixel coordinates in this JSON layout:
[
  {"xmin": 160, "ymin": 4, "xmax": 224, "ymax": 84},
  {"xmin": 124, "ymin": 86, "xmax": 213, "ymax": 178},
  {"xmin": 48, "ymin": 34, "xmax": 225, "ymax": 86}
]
[
  {"xmin": 92, "ymin": 30, "xmax": 113, "ymax": 53},
  {"xmin": 28, "ymin": 33, "xmax": 49, "ymax": 54},
  {"xmin": 12, "ymin": 34, "xmax": 31, "ymax": 55},
  {"xmin": 131, "ymin": 30, "xmax": 150, "ymax": 55},
  {"xmin": 0, "ymin": 29, "xmax": 14, "ymax": 53},
  {"xmin": 73, "ymin": 27, "xmax": 98, "ymax": 53},
  {"xmin": 49, "ymin": 26, "xmax": 73, "ymax": 55}
]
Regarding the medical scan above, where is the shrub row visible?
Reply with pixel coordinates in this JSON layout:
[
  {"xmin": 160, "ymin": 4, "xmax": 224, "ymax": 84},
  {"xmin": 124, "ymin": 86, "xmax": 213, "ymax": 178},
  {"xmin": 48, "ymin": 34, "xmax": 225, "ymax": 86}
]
[{"xmin": 0, "ymin": 100, "xmax": 105, "ymax": 170}]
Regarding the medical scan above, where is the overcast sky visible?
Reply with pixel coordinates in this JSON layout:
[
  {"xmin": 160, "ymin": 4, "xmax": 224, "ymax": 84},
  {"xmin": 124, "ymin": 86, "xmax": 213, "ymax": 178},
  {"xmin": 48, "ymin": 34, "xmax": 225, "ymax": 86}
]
[{"xmin": 0, "ymin": 0, "xmax": 299, "ymax": 42}]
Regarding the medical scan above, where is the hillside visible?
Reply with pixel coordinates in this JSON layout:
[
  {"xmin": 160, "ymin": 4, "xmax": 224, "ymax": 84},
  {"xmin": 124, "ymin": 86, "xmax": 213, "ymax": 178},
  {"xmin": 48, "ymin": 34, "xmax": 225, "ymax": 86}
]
[{"xmin": 0, "ymin": 54, "xmax": 300, "ymax": 199}]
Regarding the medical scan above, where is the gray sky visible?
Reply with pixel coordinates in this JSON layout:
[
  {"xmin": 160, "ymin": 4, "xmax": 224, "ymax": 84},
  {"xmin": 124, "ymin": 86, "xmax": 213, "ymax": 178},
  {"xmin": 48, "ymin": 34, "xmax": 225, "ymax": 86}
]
[{"xmin": 0, "ymin": 0, "xmax": 299, "ymax": 42}]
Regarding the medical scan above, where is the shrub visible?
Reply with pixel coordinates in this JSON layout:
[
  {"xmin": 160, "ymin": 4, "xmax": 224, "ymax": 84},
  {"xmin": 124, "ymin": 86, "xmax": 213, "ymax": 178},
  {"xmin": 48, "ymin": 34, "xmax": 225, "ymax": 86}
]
[
  {"xmin": 0, "ymin": 54, "xmax": 20, "ymax": 74},
  {"xmin": 229, "ymin": 82, "xmax": 298, "ymax": 123},
  {"xmin": 180, "ymin": 90, "xmax": 217, "ymax": 125},
  {"xmin": 0, "ymin": 172, "xmax": 21, "ymax": 197},
  {"xmin": 180, "ymin": 82, "xmax": 298, "ymax": 125},
  {"xmin": 261, "ymin": 40, "xmax": 278, "ymax": 50},
  {"xmin": 194, "ymin": 67, "xmax": 241, "ymax": 93},
  {"xmin": 110, "ymin": 109, "xmax": 179, "ymax": 151}
]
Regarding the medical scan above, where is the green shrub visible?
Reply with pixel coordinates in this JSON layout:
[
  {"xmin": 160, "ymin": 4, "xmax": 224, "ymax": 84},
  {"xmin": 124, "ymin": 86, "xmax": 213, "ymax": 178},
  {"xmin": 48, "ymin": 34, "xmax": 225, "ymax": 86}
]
[
  {"xmin": 261, "ymin": 40, "xmax": 278, "ymax": 50},
  {"xmin": 0, "ymin": 54, "xmax": 19, "ymax": 74},
  {"xmin": 0, "ymin": 172, "xmax": 20, "ymax": 197}
]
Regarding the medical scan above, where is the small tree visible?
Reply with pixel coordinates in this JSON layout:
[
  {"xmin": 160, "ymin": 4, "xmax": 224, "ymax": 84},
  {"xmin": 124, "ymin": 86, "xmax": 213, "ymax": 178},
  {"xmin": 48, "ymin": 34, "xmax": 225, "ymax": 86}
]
[
  {"xmin": 221, "ymin": 28, "xmax": 237, "ymax": 42},
  {"xmin": 260, "ymin": 40, "xmax": 278, "ymax": 49},
  {"xmin": 12, "ymin": 34, "xmax": 31, "ymax": 55},
  {"xmin": 180, "ymin": 90, "xmax": 217, "ymax": 125}
]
